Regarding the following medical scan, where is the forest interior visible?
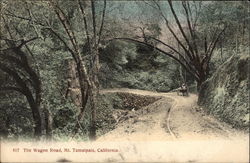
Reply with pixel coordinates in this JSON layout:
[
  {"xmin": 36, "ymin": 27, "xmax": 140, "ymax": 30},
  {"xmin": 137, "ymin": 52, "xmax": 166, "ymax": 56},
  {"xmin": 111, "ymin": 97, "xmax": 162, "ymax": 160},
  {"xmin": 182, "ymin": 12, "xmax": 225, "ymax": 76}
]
[{"xmin": 0, "ymin": 0, "xmax": 249, "ymax": 162}]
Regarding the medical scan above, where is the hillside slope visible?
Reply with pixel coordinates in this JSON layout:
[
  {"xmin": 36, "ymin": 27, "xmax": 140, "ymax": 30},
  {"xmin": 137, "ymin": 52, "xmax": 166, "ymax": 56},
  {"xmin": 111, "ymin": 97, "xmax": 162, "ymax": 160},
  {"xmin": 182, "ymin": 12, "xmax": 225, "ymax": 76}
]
[{"xmin": 198, "ymin": 53, "xmax": 249, "ymax": 130}]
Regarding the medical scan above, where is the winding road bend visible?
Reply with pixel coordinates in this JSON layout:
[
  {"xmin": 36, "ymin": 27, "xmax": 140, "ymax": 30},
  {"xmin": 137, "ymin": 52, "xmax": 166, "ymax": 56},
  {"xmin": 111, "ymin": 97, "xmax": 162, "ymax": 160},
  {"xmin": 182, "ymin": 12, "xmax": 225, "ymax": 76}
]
[{"xmin": 98, "ymin": 88, "xmax": 248, "ymax": 141}]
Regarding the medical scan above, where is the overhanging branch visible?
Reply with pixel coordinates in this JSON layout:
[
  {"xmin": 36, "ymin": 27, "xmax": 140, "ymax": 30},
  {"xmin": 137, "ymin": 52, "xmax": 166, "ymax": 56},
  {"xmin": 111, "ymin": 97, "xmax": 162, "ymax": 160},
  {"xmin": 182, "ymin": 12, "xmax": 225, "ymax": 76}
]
[{"xmin": 109, "ymin": 37, "xmax": 199, "ymax": 81}]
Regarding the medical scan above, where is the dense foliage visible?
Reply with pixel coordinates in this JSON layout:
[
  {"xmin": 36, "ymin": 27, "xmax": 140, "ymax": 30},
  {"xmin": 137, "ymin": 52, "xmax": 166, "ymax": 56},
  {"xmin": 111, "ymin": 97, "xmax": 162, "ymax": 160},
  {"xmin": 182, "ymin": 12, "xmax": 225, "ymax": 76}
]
[{"xmin": 0, "ymin": 0, "xmax": 248, "ymax": 140}]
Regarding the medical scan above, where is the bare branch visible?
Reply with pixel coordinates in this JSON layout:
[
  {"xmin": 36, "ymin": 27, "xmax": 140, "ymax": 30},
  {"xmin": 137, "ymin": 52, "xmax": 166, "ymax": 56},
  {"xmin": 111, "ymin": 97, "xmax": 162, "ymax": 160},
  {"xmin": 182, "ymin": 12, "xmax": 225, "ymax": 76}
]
[
  {"xmin": 207, "ymin": 26, "xmax": 227, "ymax": 59},
  {"xmin": 202, "ymin": 26, "xmax": 227, "ymax": 65},
  {"xmin": 182, "ymin": 1, "xmax": 198, "ymax": 55},
  {"xmin": 24, "ymin": 2, "xmax": 43, "ymax": 39},
  {"xmin": 152, "ymin": 0, "xmax": 194, "ymax": 60},
  {"xmin": 45, "ymin": 27, "xmax": 76, "ymax": 59},
  {"xmin": 145, "ymin": 36, "xmax": 198, "ymax": 75},
  {"xmin": 50, "ymin": 1, "xmax": 79, "ymax": 56},
  {"xmin": 97, "ymin": 0, "xmax": 106, "ymax": 45},
  {"xmin": 167, "ymin": 0, "xmax": 195, "ymax": 56},
  {"xmin": 110, "ymin": 37, "xmax": 199, "ymax": 80},
  {"xmin": 78, "ymin": 0, "xmax": 92, "ymax": 53},
  {"xmin": 4, "ymin": 10, "xmax": 46, "ymax": 27},
  {"xmin": 17, "ymin": 37, "xmax": 38, "ymax": 48},
  {"xmin": 91, "ymin": 0, "xmax": 97, "ymax": 46}
]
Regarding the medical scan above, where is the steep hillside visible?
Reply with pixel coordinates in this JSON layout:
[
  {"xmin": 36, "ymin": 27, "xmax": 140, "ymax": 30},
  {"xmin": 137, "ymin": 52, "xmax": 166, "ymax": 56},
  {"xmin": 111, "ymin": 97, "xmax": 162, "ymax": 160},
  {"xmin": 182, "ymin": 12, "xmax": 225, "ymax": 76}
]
[{"xmin": 198, "ymin": 52, "xmax": 249, "ymax": 130}]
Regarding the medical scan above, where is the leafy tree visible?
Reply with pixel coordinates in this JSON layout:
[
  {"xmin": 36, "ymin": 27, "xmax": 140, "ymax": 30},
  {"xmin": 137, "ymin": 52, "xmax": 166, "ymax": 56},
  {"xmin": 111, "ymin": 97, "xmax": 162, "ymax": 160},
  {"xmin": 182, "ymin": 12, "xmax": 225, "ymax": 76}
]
[
  {"xmin": 1, "ymin": 0, "xmax": 108, "ymax": 140},
  {"xmin": 112, "ymin": 1, "xmax": 227, "ymax": 91},
  {"xmin": 0, "ymin": 38, "xmax": 46, "ymax": 138},
  {"xmin": 199, "ymin": 1, "xmax": 249, "ymax": 61}
]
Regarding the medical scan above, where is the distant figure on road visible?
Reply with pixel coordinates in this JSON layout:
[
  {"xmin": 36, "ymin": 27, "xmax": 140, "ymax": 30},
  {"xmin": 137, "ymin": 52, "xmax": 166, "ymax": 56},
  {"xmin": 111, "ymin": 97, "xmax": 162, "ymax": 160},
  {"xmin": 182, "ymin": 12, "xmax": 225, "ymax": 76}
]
[{"xmin": 177, "ymin": 83, "xmax": 188, "ymax": 96}]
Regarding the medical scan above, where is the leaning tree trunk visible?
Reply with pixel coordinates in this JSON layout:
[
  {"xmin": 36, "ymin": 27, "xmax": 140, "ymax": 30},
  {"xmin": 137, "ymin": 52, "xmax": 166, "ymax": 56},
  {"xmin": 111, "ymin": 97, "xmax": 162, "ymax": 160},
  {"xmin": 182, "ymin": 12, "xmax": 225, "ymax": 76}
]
[
  {"xmin": 28, "ymin": 98, "xmax": 43, "ymax": 137},
  {"xmin": 0, "ymin": 61, "xmax": 44, "ymax": 138}
]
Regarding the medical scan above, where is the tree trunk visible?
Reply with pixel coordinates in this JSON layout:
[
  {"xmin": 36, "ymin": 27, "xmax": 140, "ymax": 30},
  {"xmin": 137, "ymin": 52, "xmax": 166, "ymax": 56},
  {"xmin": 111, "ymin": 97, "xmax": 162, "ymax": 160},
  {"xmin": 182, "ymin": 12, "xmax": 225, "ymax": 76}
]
[
  {"xmin": 88, "ymin": 52, "xmax": 99, "ymax": 141},
  {"xmin": 44, "ymin": 108, "xmax": 53, "ymax": 139},
  {"xmin": 25, "ymin": 89, "xmax": 43, "ymax": 138},
  {"xmin": 29, "ymin": 102, "xmax": 43, "ymax": 137},
  {"xmin": 88, "ymin": 86, "xmax": 97, "ymax": 141},
  {"xmin": 196, "ymin": 73, "xmax": 207, "ymax": 93}
]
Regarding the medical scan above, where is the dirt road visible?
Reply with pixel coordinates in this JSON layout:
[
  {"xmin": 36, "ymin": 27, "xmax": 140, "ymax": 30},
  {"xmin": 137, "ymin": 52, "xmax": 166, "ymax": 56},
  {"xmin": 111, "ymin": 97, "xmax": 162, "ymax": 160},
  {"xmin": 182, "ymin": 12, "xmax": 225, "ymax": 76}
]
[
  {"xmin": 98, "ymin": 88, "xmax": 248, "ymax": 141},
  {"xmin": 3, "ymin": 89, "xmax": 247, "ymax": 163},
  {"xmin": 93, "ymin": 89, "xmax": 249, "ymax": 162}
]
